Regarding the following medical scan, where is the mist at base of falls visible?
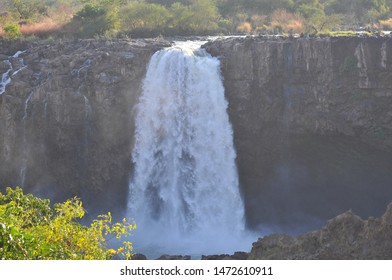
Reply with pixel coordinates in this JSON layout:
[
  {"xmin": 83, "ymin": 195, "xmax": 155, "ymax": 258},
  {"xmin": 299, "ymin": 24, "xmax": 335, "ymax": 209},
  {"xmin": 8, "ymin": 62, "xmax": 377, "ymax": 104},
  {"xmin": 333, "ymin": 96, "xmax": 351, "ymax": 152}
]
[
  {"xmin": 127, "ymin": 41, "xmax": 254, "ymax": 257},
  {"xmin": 130, "ymin": 223, "xmax": 258, "ymax": 259}
]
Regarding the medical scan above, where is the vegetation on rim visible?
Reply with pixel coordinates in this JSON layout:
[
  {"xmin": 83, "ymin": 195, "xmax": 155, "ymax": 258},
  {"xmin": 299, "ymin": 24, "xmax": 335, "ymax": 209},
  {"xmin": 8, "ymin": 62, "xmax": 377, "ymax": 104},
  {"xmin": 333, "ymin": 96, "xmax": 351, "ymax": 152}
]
[{"xmin": 1, "ymin": 0, "xmax": 392, "ymax": 39}]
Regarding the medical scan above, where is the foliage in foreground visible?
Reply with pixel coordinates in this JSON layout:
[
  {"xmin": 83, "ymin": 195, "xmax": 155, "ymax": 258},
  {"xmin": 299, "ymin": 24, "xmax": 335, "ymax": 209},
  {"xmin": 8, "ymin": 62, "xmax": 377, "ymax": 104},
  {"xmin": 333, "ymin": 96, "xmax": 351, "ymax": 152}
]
[{"xmin": 0, "ymin": 187, "xmax": 135, "ymax": 260}]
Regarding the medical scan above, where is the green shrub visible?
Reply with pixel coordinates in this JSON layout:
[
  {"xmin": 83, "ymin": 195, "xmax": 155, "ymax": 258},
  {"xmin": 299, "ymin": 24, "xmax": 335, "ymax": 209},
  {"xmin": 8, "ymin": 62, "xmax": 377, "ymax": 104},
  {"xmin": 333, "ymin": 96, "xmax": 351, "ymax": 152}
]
[
  {"xmin": 75, "ymin": 3, "xmax": 105, "ymax": 19},
  {"xmin": 68, "ymin": 3, "xmax": 120, "ymax": 38},
  {"xmin": 0, "ymin": 187, "xmax": 135, "ymax": 260},
  {"xmin": 2, "ymin": 24, "xmax": 22, "ymax": 41}
]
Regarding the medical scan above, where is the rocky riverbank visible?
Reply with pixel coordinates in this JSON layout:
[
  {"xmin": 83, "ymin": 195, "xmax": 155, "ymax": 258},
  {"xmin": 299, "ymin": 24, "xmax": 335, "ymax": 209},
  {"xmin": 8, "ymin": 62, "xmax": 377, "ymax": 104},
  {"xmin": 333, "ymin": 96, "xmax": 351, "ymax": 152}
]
[{"xmin": 134, "ymin": 201, "xmax": 392, "ymax": 259}]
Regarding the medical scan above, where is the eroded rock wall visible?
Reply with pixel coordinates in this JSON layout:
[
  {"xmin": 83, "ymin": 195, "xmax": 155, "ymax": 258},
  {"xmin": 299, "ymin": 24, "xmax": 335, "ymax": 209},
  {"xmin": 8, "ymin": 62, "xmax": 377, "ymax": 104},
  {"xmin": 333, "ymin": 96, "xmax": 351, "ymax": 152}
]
[
  {"xmin": 248, "ymin": 202, "xmax": 392, "ymax": 259},
  {"xmin": 0, "ymin": 39, "xmax": 169, "ymax": 218},
  {"xmin": 205, "ymin": 37, "xmax": 392, "ymax": 232}
]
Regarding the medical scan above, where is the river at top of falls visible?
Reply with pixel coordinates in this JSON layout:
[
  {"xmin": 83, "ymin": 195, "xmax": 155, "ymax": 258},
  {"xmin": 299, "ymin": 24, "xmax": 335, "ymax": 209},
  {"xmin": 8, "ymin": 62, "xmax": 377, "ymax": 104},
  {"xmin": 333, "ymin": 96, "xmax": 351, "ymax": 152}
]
[{"xmin": 127, "ymin": 41, "xmax": 254, "ymax": 258}]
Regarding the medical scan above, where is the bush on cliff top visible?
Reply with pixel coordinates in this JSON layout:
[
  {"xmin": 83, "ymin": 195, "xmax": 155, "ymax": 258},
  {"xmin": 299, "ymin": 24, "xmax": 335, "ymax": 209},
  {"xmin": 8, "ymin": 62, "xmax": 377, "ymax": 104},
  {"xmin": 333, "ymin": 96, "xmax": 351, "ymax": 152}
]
[
  {"xmin": 2, "ymin": 0, "xmax": 392, "ymax": 39},
  {"xmin": 2, "ymin": 23, "xmax": 22, "ymax": 41},
  {"xmin": 0, "ymin": 187, "xmax": 135, "ymax": 260}
]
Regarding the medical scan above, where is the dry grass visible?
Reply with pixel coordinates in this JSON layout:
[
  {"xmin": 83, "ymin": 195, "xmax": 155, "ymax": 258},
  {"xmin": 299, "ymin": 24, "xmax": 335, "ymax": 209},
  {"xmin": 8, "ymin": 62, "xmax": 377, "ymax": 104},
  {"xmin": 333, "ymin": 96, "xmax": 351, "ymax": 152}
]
[
  {"xmin": 0, "ymin": 4, "xmax": 74, "ymax": 38},
  {"xmin": 20, "ymin": 18, "xmax": 63, "ymax": 36},
  {"xmin": 0, "ymin": 18, "xmax": 64, "ymax": 38},
  {"xmin": 270, "ymin": 9, "xmax": 305, "ymax": 34},
  {"xmin": 379, "ymin": 18, "xmax": 392, "ymax": 30},
  {"xmin": 237, "ymin": 22, "xmax": 252, "ymax": 33}
]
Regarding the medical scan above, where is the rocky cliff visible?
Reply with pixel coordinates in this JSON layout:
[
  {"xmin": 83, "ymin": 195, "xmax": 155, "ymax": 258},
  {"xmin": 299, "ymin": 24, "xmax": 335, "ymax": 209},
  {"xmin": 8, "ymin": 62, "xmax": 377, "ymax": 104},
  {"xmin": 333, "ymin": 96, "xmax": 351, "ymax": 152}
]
[
  {"xmin": 205, "ymin": 36, "xmax": 392, "ymax": 232},
  {"xmin": 248, "ymin": 201, "xmax": 392, "ymax": 259},
  {"xmin": 1, "ymin": 36, "xmax": 392, "ymax": 233},
  {"xmin": 0, "ymin": 39, "xmax": 169, "ymax": 218}
]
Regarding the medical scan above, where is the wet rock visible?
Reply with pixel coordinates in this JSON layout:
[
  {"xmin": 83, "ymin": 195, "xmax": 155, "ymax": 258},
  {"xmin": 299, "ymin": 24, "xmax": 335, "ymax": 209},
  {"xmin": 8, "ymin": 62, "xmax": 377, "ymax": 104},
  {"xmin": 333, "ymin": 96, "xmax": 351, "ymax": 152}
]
[
  {"xmin": 131, "ymin": 254, "xmax": 148, "ymax": 260},
  {"xmin": 201, "ymin": 251, "xmax": 249, "ymax": 260},
  {"xmin": 156, "ymin": 255, "xmax": 191, "ymax": 260}
]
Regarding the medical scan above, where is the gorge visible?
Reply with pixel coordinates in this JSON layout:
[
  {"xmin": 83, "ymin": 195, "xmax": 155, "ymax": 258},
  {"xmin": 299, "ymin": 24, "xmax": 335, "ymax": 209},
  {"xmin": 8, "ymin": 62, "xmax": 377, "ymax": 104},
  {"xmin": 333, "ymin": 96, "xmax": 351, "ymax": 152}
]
[{"xmin": 1, "ymin": 36, "xmax": 392, "ymax": 258}]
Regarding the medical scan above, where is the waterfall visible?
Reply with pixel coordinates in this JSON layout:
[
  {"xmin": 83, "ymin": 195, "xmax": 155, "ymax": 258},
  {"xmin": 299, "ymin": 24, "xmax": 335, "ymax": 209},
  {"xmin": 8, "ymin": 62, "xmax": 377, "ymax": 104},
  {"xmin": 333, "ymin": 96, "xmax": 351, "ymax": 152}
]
[
  {"xmin": 128, "ymin": 42, "xmax": 249, "ymax": 257},
  {"xmin": 83, "ymin": 95, "xmax": 92, "ymax": 157},
  {"xmin": 0, "ymin": 60, "xmax": 12, "ymax": 95},
  {"xmin": 19, "ymin": 91, "xmax": 34, "ymax": 187},
  {"xmin": 0, "ymin": 50, "xmax": 30, "ymax": 186},
  {"xmin": 0, "ymin": 51, "xmax": 26, "ymax": 95}
]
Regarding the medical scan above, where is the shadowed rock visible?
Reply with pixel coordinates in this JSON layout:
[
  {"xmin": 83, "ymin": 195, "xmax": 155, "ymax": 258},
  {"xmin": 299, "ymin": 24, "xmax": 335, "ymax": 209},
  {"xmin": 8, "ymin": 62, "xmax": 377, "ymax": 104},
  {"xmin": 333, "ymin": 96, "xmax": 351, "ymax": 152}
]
[
  {"xmin": 202, "ymin": 251, "xmax": 249, "ymax": 260},
  {"xmin": 205, "ymin": 36, "xmax": 392, "ymax": 231},
  {"xmin": 156, "ymin": 254, "xmax": 191, "ymax": 260},
  {"xmin": 0, "ymin": 38, "xmax": 170, "ymax": 220},
  {"xmin": 249, "ymin": 201, "xmax": 392, "ymax": 259}
]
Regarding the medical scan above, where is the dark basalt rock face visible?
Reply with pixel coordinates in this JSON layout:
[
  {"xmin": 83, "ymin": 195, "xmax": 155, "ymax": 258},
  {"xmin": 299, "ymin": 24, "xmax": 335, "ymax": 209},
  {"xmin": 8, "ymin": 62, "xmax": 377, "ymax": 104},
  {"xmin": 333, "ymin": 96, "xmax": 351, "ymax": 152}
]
[
  {"xmin": 131, "ymin": 253, "xmax": 148, "ymax": 260},
  {"xmin": 0, "ymin": 38, "xmax": 170, "ymax": 219},
  {"xmin": 204, "ymin": 36, "xmax": 392, "ymax": 232}
]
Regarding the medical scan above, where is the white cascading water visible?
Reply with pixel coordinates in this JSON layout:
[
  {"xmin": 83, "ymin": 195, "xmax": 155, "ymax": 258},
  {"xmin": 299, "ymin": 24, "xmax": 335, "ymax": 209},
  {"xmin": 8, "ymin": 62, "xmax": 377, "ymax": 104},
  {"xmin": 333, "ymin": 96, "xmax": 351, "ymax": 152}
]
[
  {"xmin": 0, "ymin": 60, "xmax": 12, "ymax": 95},
  {"xmin": 128, "ymin": 42, "xmax": 250, "ymax": 257},
  {"xmin": 0, "ymin": 51, "xmax": 29, "ymax": 186},
  {"xmin": 0, "ymin": 51, "xmax": 25, "ymax": 95}
]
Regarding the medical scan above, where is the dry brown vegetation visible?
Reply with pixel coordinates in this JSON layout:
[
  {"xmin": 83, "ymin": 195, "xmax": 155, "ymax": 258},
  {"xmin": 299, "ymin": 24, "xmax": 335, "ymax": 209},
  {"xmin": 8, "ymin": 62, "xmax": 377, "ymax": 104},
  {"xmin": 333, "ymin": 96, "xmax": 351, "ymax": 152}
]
[
  {"xmin": 379, "ymin": 18, "xmax": 392, "ymax": 30},
  {"xmin": 237, "ymin": 22, "xmax": 252, "ymax": 33},
  {"xmin": 270, "ymin": 9, "xmax": 305, "ymax": 34},
  {"xmin": 19, "ymin": 19, "xmax": 63, "ymax": 36}
]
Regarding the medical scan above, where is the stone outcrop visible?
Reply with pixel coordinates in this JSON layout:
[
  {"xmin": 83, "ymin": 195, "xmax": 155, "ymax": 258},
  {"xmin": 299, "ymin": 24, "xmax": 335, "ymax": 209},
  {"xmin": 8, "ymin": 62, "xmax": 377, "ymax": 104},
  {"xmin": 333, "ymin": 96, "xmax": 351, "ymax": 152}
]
[
  {"xmin": 0, "ymin": 38, "xmax": 170, "ymax": 218},
  {"xmin": 248, "ymin": 201, "xmax": 392, "ymax": 259},
  {"xmin": 201, "ymin": 251, "xmax": 249, "ymax": 260},
  {"xmin": 130, "ymin": 253, "xmax": 148, "ymax": 260},
  {"xmin": 156, "ymin": 254, "xmax": 191, "ymax": 260},
  {"xmin": 204, "ymin": 36, "xmax": 392, "ymax": 231}
]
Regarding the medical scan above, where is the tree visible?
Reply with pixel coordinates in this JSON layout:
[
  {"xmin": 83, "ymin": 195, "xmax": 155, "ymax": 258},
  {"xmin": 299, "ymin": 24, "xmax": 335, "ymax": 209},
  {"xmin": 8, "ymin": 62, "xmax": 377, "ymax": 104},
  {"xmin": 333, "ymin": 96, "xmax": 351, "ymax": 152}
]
[
  {"xmin": 120, "ymin": 2, "xmax": 170, "ymax": 32},
  {"xmin": 242, "ymin": 0, "xmax": 294, "ymax": 14},
  {"xmin": 169, "ymin": 2, "xmax": 194, "ymax": 32},
  {"xmin": 68, "ymin": 0, "xmax": 127, "ymax": 37},
  {"xmin": 187, "ymin": 0, "xmax": 220, "ymax": 32},
  {"xmin": 0, "ymin": 187, "xmax": 135, "ymax": 260},
  {"xmin": 306, "ymin": 12, "xmax": 342, "ymax": 33},
  {"xmin": 325, "ymin": 0, "xmax": 378, "ymax": 25},
  {"xmin": 6, "ymin": 0, "xmax": 47, "ymax": 22},
  {"xmin": 368, "ymin": 0, "xmax": 390, "ymax": 22},
  {"xmin": 294, "ymin": 0, "xmax": 324, "ymax": 19},
  {"xmin": 145, "ymin": 0, "xmax": 191, "ymax": 7},
  {"xmin": 118, "ymin": 0, "xmax": 221, "ymax": 35}
]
